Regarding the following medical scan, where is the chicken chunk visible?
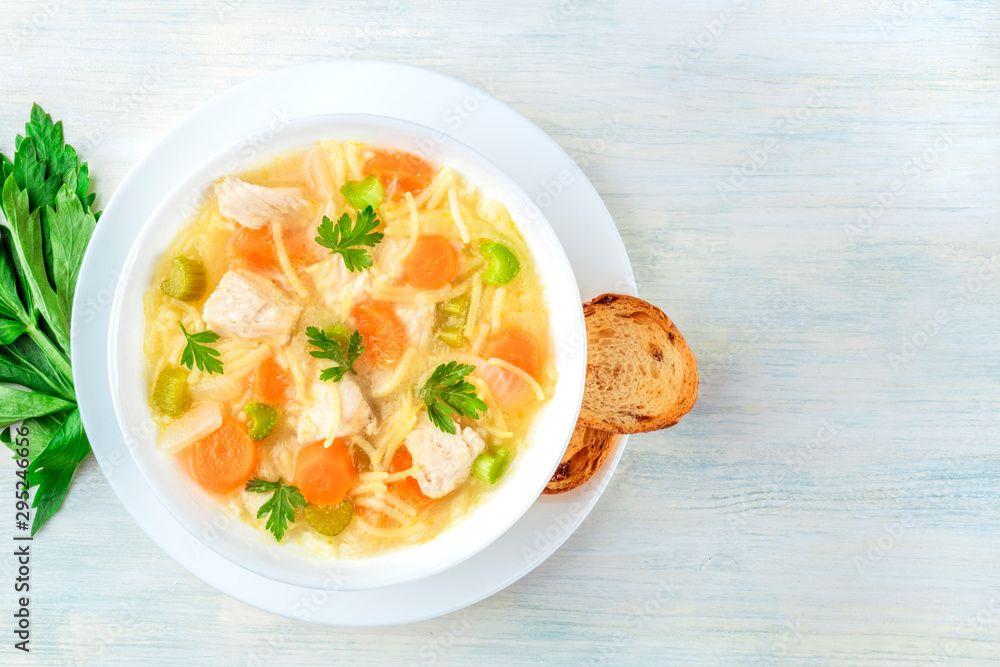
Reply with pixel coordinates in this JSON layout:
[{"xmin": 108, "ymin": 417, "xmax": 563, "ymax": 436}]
[
  {"xmin": 215, "ymin": 176, "xmax": 308, "ymax": 229},
  {"xmin": 372, "ymin": 236, "xmax": 408, "ymax": 282},
  {"xmin": 202, "ymin": 270, "xmax": 301, "ymax": 344},
  {"xmin": 296, "ymin": 375, "xmax": 376, "ymax": 442},
  {"xmin": 402, "ymin": 415, "xmax": 486, "ymax": 498},
  {"xmin": 306, "ymin": 255, "xmax": 373, "ymax": 314},
  {"xmin": 397, "ymin": 303, "xmax": 436, "ymax": 350}
]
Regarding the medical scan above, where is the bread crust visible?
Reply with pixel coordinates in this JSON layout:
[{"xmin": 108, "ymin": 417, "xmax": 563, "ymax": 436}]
[
  {"xmin": 543, "ymin": 422, "xmax": 617, "ymax": 494},
  {"xmin": 577, "ymin": 293, "xmax": 698, "ymax": 434}
]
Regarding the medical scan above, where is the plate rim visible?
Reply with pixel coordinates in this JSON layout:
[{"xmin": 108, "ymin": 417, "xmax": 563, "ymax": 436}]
[{"xmin": 71, "ymin": 58, "xmax": 635, "ymax": 626}]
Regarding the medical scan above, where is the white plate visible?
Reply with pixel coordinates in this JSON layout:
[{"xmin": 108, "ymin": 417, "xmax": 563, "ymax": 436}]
[{"xmin": 72, "ymin": 60, "xmax": 636, "ymax": 625}]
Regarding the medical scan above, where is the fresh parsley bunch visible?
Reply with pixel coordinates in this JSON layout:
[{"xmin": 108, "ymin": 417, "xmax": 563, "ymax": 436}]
[{"xmin": 0, "ymin": 105, "xmax": 100, "ymax": 534}]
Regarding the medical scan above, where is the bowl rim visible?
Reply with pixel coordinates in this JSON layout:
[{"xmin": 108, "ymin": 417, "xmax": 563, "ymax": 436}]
[{"xmin": 107, "ymin": 112, "xmax": 586, "ymax": 590}]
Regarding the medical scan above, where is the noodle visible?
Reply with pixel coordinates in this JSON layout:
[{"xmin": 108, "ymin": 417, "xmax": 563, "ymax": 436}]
[
  {"xmin": 351, "ymin": 435, "xmax": 379, "ymax": 467},
  {"xmin": 464, "ymin": 274, "xmax": 483, "ymax": 340},
  {"xmin": 488, "ymin": 357, "xmax": 546, "ymax": 401},
  {"xmin": 483, "ymin": 424, "xmax": 514, "ymax": 440},
  {"xmin": 353, "ymin": 497, "xmax": 414, "ymax": 526},
  {"xmin": 383, "ymin": 466, "xmax": 419, "ymax": 483},
  {"xmin": 471, "ymin": 321, "xmax": 491, "ymax": 356},
  {"xmin": 377, "ymin": 406, "xmax": 418, "ymax": 470},
  {"xmin": 324, "ymin": 142, "xmax": 346, "ymax": 189},
  {"xmin": 346, "ymin": 143, "xmax": 363, "ymax": 181},
  {"xmin": 490, "ymin": 287, "xmax": 505, "ymax": 332},
  {"xmin": 348, "ymin": 482, "xmax": 388, "ymax": 496},
  {"xmin": 380, "ymin": 493, "xmax": 418, "ymax": 516},
  {"xmin": 398, "ymin": 192, "xmax": 420, "ymax": 263},
  {"xmin": 272, "ymin": 219, "xmax": 309, "ymax": 298},
  {"xmin": 415, "ymin": 277, "xmax": 475, "ymax": 306},
  {"xmin": 321, "ymin": 382, "xmax": 342, "ymax": 448},
  {"xmin": 447, "ymin": 184, "xmax": 471, "ymax": 244},
  {"xmin": 415, "ymin": 168, "xmax": 452, "ymax": 209},
  {"xmin": 472, "ymin": 376, "xmax": 508, "ymax": 431}
]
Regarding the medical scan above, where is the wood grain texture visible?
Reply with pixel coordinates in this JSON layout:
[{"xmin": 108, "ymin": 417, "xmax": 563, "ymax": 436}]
[{"xmin": 1, "ymin": 0, "xmax": 998, "ymax": 664}]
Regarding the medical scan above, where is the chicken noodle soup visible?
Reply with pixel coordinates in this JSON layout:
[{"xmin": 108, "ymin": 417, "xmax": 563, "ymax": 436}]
[{"xmin": 144, "ymin": 142, "xmax": 554, "ymax": 557}]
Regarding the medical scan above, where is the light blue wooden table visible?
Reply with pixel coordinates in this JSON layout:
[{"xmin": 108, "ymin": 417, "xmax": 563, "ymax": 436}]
[{"xmin": 1, "ymin": 1, "xmax": 998, "ymax": 664}]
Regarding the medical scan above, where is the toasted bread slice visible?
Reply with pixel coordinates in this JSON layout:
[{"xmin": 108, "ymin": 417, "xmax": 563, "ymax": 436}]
[
  {"xmin": 543, "ymin": 422, "xmax": 617, "ymax": 494},
  {"xmin": 578, "ymin": 294, "xmax": 698, "ymax": 434}
]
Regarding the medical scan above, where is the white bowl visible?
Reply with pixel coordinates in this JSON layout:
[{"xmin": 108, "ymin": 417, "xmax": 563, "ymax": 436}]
[{"xmin": 107, "ymin": 113, "xmax": 586, "ymax": 590}]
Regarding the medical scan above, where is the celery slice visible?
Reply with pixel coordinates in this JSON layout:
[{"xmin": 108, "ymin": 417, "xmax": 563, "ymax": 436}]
[
  {"xmin": 480, "ymin": 243, "xmax": 520, "ymax": 285},
  {"xmin": 304, "ymin": 499, "xmax": 354, "ymax": 536},
  {"xmin": 340, "ymin": 175, "xmax": 385, "ymax": 210},
  {"xmin": 436, "ymin": 295, "xmax": 470, "ymax": 348},
  {"xmin": 152, "ymin": 366, "xmax": 191, "ymax": 417},
  {"xmin": 323, "ymin": 322, "xmax": 349, "ymax": 343},
  {"xmin": 437, "ymin": 327, "xmax": 465, "ymax": 348},
  {"xmin": 440, "ymin": 295, "xmax": 469, "ymax": 318},
  {"xmin": 244, "ymin": 402, "xmax": 277, "ymax": 440},
  {"xmin": 473, "ymin": 447, "xmax": 510, "ymax": 484},
  {"xmin": 160, "ymin": 257, "xmax": 207, "ymax": 301}
]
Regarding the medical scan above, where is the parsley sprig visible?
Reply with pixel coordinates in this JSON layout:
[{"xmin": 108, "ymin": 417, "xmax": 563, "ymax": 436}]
[
  {"xmin": 245, "ymin": 477, "xmax": 307, "ymax": 542},
  {"xmin": 306, "ymin": 326, "xmax": 363, "ymax": 382},
  {"xmin": 178, "ymin": 322, "xmax": 223, "ymax": 374},
  {"xmin": 315, "ymin": 205, "xmax": 384, "ymax": 272},
  {"xmin": 416, "ymin": 362, "xmax": 488, "ymax": 434}
]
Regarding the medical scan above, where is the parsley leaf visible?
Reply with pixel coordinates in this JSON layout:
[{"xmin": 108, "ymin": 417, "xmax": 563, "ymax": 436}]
[
  {"xmin": 178, "ymin": 322, "xmax": 223, "ymax": 374},
  {"xmin": 416, "ymin": 362, "xmax": 488, "ymax": 434},
  {"xmin": 2, "ymin": 176, "xmax": 69, "ymax": 353},
  {"xmin": 315, "ymin": 205, "xmax": 384, "ymax": 272},
  {"xmin": 245, "ymin": 477, "xmax": 307, "ymax": 542},
  {"xmin": 25, "ymin": 409, "xmax": 90, "ymax": 535},
  {"xmin": 306, "ymin": 326, "xmax": 363, "ymax": 383}
]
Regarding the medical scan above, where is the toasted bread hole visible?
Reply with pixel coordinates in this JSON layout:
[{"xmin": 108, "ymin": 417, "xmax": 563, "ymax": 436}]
[{"xmin": 596, "ymin": 328, "xmax": 615, "ymax": 339}]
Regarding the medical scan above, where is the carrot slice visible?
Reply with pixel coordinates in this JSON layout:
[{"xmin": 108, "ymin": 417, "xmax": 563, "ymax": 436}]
[
  {"xmin": 364, "ymin": 149, "xmax": 434, "ymax": 195},
  {"xmin": 282, "ymin": 223, "xmax": 326, "ymax": 267},
  {"xmin": 352, "ymin": 299, "xmax": 407, "ymax": 369},
  {"xmin": 482, "ymin": 328, "xmax": 541, "ymax": 379},
  {"xmin": 403, "ymin": 235, "xmax": 458, "ymax": 290},
  {"xmin": 388, "ymin": 446, "xmax": 434, "ymax": 511},
  {"xmin": 228, "ymin": 226, "xmax": 277, "ymax": 273},
  {"xmin": 294, "ymin": 440, "xmax": 358, "ymax": 506},
  {"xmin": 252, "ymin": 355, "xmax": 295, "ymax": 405},
  {"xmin": 228, "ymin": 225, "xmax": 323, "ymax": 274},
  {"xmin": 192, "ymin": 418, "xmax": 259, "ymax": 494},
  {"xmin": 473, "ymin": 358, "xmax": 533, "ymax": 411}
]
